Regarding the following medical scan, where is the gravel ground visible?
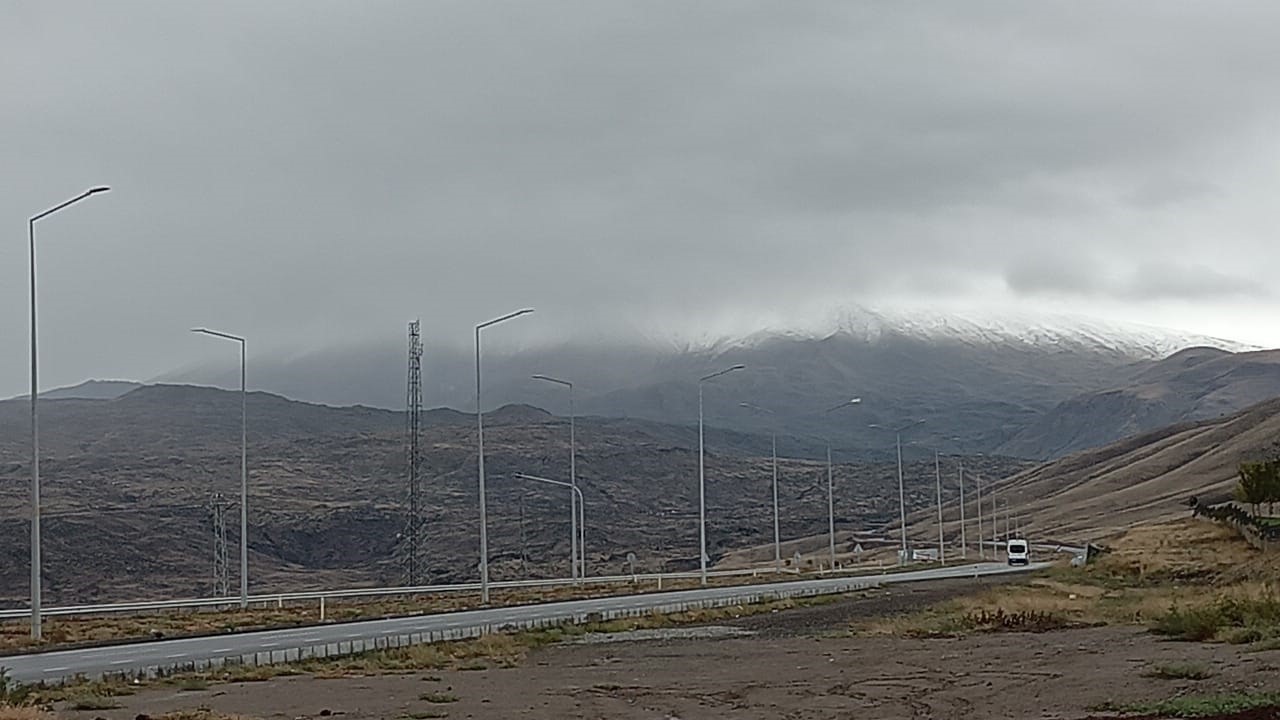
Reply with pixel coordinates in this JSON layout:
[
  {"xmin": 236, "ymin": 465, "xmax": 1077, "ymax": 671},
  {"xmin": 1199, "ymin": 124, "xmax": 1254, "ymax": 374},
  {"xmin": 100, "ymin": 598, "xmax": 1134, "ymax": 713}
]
[
  {"xmin": 58, "ymin": 577, "xmax": 1280, "ymax": 720},
  {"xmin": 731, "ymin": 575, "xmax": 1005, "ymax": 637}
]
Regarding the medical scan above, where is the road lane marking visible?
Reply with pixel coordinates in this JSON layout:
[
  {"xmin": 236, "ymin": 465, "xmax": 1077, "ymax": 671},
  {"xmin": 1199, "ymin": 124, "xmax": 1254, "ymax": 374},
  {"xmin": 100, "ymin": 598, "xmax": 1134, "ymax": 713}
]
[
  {"xmin": 212, "ymin": 648, "xmax": 235, "ymax": 653},
  {"xmin": 109, "ymin": 659, "xmax": 132, "ymax": 665},
  {"xmin": 165, "ymin": 653, "xmax": 188, "ymax": 659},
  {"xmin": 260, "ymin": 643, "xmax": 279, "ymax": 648},
  {"xmin": 42, "ymin": 666, "xmax": 69, "ymax": 673}
]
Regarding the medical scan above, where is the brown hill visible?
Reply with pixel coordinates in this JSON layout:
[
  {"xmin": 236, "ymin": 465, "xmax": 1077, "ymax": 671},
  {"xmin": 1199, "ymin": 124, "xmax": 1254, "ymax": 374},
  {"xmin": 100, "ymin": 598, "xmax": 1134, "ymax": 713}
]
[
  {"xmin": 998, "ymin": 348, "xmax": 1280, "ymax": 459},
  {"xmin": 902, "ymin": 395, "xmax": 1280, "ymax": 546}
]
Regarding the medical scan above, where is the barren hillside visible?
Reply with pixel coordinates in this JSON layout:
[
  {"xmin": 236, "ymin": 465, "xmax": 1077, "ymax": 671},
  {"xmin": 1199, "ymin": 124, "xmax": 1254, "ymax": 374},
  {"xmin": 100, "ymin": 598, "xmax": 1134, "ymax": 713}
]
[
  {"xmin": 999, "ymin": 348, "xmax": 1280, "ymax": 459},
  {"xmin": 900, "ymin": 396, "xmax": 1280, "ymax": 545}
]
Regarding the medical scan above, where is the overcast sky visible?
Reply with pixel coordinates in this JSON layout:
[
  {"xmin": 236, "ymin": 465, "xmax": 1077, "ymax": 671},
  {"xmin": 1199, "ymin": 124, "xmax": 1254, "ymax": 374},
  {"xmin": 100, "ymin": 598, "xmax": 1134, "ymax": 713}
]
[{"xmin": 4, "ymin": 1, "xmax": 1280, "ymax": 398}]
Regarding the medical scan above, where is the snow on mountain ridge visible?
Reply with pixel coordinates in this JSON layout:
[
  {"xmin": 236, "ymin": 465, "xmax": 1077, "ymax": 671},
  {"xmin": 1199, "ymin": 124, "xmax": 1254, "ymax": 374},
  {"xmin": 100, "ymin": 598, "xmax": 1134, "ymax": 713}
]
[{"xmin": 711, "ymin": 306, "xmax": 1254, "ymax": 359}]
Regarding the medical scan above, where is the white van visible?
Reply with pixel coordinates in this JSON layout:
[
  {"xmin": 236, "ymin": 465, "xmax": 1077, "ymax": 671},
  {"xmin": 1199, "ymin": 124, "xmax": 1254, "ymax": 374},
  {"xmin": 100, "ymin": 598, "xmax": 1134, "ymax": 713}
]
[{"xmin": 1007, "ymin": 539, "xmax": 1030, "ymax": 566}]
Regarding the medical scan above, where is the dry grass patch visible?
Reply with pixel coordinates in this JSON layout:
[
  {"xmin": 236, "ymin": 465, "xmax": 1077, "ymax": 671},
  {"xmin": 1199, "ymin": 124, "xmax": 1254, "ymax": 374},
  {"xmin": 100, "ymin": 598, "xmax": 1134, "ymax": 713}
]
[
  {"xmin": 0, "ymin": 707, "xmax": 54, "ymax": 720},
  {"xmin": 859, "ymin": 578, "xmax": 1189, "ymax": 637},
  {"xmin": 151, "ymin": 711, "xmax": 254, "ymax": 720},
  {"xmin": 64, "ymin": 690, "xmax": 123, "ymax": 711},
  {"xmin": 861, "ymin": 518, "xmax": 1280, "ymax": 644},
  {"xmin": 1087, "ymin": 518, "xmax": 1244, "ymax": 584}
]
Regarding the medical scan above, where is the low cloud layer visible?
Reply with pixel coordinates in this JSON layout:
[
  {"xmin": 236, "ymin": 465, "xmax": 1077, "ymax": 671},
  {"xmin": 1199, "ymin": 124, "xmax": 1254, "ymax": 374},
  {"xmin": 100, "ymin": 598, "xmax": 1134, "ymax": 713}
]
[
  {"xmin": 3, "ymin": 2, "xmax": 1280, "ymax": 397},
  {"xmin": 1006, "ymin": 257, "xmax": 1262, "ymax": 301}
]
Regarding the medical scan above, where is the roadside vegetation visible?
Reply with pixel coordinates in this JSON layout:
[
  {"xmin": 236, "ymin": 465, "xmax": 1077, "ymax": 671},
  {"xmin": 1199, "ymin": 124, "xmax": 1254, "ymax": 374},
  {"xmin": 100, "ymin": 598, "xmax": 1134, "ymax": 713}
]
[
  {"xmin": 0, "ymin": 592, "xmax": 850, "ymax": 712},
  {"xmin": 859, "ymin": 517, "xmax": 1280, "ymax": 649},
  {"xmin": 0, "ymin": 559, "xmax": 922, "ymax": 657}
]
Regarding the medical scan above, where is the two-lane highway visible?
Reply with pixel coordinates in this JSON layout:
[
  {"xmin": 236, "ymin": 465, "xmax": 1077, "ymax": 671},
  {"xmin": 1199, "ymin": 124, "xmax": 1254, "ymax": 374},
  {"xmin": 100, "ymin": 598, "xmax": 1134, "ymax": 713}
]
[{"xmin": 2, "ymin": 562, "xmax": 1045, "ymax": 684}]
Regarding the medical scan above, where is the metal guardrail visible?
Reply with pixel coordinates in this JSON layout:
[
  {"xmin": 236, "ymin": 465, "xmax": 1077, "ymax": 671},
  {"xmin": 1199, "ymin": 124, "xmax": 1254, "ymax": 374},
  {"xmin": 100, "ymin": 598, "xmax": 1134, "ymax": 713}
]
[
  {"xmin": 0, "ymin": 566, "xmax": 805, "ymax": 620},
  {"xmin": 0, "ymin": 549, "xmax": 1075, "ymax": 622}
]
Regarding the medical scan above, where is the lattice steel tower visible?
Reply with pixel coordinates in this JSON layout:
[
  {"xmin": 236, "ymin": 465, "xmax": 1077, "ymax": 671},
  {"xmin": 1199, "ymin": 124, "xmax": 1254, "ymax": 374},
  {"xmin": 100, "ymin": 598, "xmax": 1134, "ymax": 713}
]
[
  {"xmin": 402, "ymin": 320, "xmax": 426, "ymax": 584},
  {"xmin": 209, "ymin": 492, "xmax": 229, "ymax": 596}
]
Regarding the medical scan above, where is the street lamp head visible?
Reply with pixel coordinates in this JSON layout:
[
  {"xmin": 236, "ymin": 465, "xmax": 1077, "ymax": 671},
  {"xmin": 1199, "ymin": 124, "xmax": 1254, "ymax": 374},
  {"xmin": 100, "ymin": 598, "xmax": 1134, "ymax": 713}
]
[
  {"xmin": 478, "ymin": 307, "xmax": 536, "ymax": 330},
  {"xmin": 849, "ymin": 397, "xmax": 862, "ymax": 404},
  {"xmin": 87, "ymin": 186, "xmax": 111, "ymax": 195},
  {"xmin": 191, "ymin": 327, "xmax": 245, "ymax": 343},
  {"xmin": 700, "ymin": 364, "xmax": 747, "ymax": 383}
]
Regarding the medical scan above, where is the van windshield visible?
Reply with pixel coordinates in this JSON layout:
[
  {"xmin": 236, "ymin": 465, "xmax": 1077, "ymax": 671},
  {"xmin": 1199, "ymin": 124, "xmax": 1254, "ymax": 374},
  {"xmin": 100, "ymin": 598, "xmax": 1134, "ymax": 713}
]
[{"xmin": 1009, "ymin": 543, "xmax": 1027, "ymax": 553}]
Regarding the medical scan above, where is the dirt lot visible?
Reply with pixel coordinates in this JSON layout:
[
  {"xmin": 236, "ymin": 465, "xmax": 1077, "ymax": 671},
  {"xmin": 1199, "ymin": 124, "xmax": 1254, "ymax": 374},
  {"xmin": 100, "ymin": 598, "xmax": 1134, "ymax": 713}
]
[{"xmin": 50, "ymin": 579, "xmax": 1280, "ymax": 720}]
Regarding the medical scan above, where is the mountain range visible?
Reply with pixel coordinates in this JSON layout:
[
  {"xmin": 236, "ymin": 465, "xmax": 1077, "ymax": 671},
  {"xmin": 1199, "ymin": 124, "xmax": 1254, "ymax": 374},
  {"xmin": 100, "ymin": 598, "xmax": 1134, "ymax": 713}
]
[
  {"xmin": 5, "ymin": 308, "xmax": 1280, "ymax": 603},
  {"xmin": 128, "ymin": 309, "xmax": 1271, "ymax": 461},
  {"xmin": 0, "ymin": 382, "xmax": 1036, "ymax": 605}
]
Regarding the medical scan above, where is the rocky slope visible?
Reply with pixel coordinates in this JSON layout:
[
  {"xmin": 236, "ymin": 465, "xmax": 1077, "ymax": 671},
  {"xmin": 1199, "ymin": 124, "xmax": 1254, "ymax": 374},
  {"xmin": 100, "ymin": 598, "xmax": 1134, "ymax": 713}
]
[{"xmin": 0, "ymin": 384, "xmax": 1029, "ymax": 606}]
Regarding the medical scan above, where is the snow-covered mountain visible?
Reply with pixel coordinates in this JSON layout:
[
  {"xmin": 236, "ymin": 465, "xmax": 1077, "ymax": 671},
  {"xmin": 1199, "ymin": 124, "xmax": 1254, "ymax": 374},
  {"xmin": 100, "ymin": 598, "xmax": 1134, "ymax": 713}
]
[
  {"xmin": 715, "ymin": 306, "xmax": 1254, "ymax": 359},
  {"xmin": 157, "ymin": 306, "xmax": 1270, "ymax": 461}
]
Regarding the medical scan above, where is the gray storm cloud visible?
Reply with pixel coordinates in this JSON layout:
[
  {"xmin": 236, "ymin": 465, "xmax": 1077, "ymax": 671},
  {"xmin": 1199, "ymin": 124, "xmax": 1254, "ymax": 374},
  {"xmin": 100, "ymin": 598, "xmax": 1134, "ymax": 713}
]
[
  {"xmin": 3, "ymin": 1, "xmax": 1280, "ymax": 397},
  {"xmin": 1005, "ymin": 257, "xmax": 1262, "ymax": 301}
]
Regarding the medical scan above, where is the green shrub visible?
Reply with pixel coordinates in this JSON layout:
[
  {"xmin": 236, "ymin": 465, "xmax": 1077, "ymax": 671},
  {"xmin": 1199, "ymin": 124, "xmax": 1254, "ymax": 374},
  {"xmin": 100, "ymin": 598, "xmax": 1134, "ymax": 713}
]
[
  {"xmin": 1153, "ymin": 594, "xmax": 1280, "ymax": 642},
  {"xmin": 1221, "ymin": 626, "xmax": 1266, "ymax": 645},
  {"xmin": 1152, "ymin": 605, "xmax": 1224, "ymax": 641}
]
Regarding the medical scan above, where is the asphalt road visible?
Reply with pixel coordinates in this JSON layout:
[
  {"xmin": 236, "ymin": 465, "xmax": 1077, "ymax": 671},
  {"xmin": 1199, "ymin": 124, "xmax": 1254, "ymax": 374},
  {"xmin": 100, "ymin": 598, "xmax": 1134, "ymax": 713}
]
[{"xmin": 2, "ymin": 561, "xmax": 1045, "ymax": 684}]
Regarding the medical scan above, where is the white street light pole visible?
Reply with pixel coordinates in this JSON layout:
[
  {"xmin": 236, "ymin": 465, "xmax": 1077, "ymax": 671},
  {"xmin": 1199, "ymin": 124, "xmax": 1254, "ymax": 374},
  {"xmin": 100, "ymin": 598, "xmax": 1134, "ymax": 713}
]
[
  {"xmin": 991, "ymin": 485, "xmax": 999, "ymax": 551},
  {"xmin": 513, "ymin": 473, "xmax": 584, "ymax": 579},
  {"xmin": 191, "ymin": 328, "xmax": 248, "ymax": 609},
  {"xmin": 958, "ymin": 457, "xmax": 967, "ymax": 560},
  {"xmin": 28, "ymin": 186, "xmax": 111, "ymax": 640},
  {"xmin": 822, "ymin": 399, "xmax": 863, "ymax": 571},
  {"xmin": 531, "ymin": 374, "xmax": 578, "ymax": 581},
  {"xmin": 698, "ymin": 364, "xmax": 745, "ymax": 586},
  {"xmin": 737, "ymin": 403, "xmax": 782, "ymax": 573},
  {"xmin": 770, "ymin": 432, "xmax": 779, "ymax": 572},
  {"xmin": 476, "ymin": 308, "xmax": 534, "ymax": 604},
  {"xmin": 870, "ymin": 419, "xmax": 926, "ymax": 565},
  {"xmin": 826, "ymin": 445, "xmax": 834, "ymax": 570},
  {"xmin": 935, "ymin": 450, "xmax": 944, "ymax": 564},
  {"xmin": 975, "ymin": 472, "xmax": 984, "ymax": 560}
]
